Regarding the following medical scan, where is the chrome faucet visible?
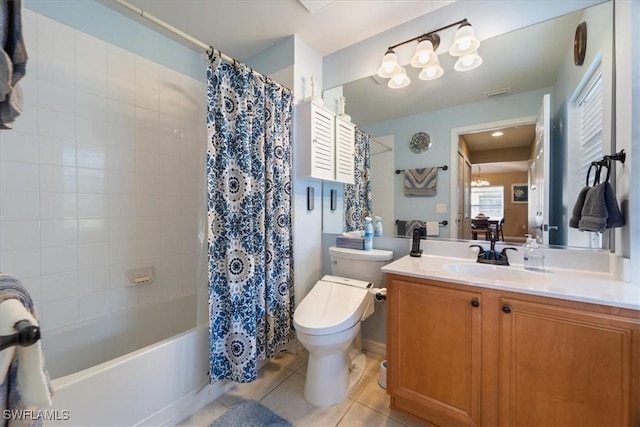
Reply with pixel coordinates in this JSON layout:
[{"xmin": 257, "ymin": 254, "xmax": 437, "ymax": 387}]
[{"xmin": 470, "ymin": 229, "xmax": 518, "ymax": 266}]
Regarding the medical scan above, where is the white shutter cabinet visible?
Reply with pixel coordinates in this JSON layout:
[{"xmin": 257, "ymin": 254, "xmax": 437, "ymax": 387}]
[
  {"xmin": 335, "ymin": 117, "xmax": 355, "ymax": 184},
  {"xmin": 296, "ymin": 100, "xmax": 355, "ymax": 184},
  {"xmin": 296, "ymin": 101, "xmax": 335, "ymax": 181}
]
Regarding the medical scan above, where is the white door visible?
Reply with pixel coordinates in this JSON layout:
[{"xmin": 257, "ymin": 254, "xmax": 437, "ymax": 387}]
[{"xmin": 528, "ymin": 94, "xmax": 553, "ymax": 244}]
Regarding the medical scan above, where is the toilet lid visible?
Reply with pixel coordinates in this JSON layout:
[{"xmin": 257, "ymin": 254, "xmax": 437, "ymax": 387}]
[{"xmin": 293, "ymin": 279, "xmax": 371, "ymax": 336}]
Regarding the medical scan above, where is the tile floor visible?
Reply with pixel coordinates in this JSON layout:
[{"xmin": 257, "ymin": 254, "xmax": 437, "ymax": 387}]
[{"xmin": 177, "ymin": 350, "xmax": 429, "ymax": 427}]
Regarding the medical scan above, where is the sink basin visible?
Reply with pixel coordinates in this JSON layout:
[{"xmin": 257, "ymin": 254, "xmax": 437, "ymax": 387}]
[{"xmin": 442, "ymin": 262, "xmax": 551, "ymax": 285}]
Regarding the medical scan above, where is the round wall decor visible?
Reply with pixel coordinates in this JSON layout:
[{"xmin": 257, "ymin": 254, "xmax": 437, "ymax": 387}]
[
  {"xmin": 409, "ymin": 132, "xmax": 432, "ymax": 153},
  {"xmin": 574, "ymin": 22, "xmax": 587, "ymax": 66}
]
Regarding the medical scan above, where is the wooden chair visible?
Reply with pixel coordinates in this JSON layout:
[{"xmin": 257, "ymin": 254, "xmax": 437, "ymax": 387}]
[
  {"xmin": 497, "ymin": 218, "xmax": 505, "ymax": 241},
  {"xmin": 471, "ymin": 218, "xmax": 489, "ymax": 240}
]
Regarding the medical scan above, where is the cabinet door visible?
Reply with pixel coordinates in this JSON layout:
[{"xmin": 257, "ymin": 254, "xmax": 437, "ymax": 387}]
[
  {"xmin": 335, "ymin": 117, "xmax": 355, "ymax": 184},
  {"xmin": 388, "ymin": 278, "xmax": 482, "ymax": 426},
  {"xmin": 499, "ymin": 298, "xmax": 640, "ymax": 426},
  {"xmin": 310, "ymin": 104, "xmax": 334, "ymax": 180}
]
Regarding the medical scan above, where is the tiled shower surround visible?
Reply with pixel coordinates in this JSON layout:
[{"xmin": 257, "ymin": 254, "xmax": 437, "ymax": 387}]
[{"xmin": 0, "ymin": 11, "xmax": 206, "ymax": 332}]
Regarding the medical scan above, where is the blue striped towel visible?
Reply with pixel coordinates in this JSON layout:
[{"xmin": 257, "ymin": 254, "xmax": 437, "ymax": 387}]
[
  {"xmin": 404, "ymin": 168, "xmax": 438, "ymax": 196},
  {"xmin": 0, "ymin": 274, "xmax": 53, "ymax": 427}
]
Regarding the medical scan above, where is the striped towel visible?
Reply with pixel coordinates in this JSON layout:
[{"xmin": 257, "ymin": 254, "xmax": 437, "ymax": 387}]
[
  {"xmin": 404, "ymin": 168, "xmax": 438, "ymax": 196},
  {"xmin": 0, "ymin": 274, "xmax": 52, "ymax": 427},
  {"xmin": 405, "ymin": 220, "xmax": 426, "ymax": 237}
]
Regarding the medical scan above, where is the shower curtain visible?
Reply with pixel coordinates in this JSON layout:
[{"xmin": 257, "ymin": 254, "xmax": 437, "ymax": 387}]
[
  {"xmin": 344, "ymin": 128, "xmax": 372, "ymax": 231},
  {"xmin": 206, "ymin": 56, "xmax": 294, "ymax": 383}
]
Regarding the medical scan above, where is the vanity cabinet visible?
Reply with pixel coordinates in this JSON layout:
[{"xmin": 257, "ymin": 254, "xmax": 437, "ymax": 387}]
[
  {"xmin": 386, "ymin": 274, "xmax": 640, "ymax": 427},
  {"xmin": 387, "ymin": 277, "xmax": 483, "ymax": 427},
  {"xmin": 296, "ymin": 100, "xmax": 355, "ymax": 183}
]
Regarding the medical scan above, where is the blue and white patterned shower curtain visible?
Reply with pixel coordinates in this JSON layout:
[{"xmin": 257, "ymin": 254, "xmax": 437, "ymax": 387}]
[
  {"xmin": 206, "ymin": 56, "xmax": 294, "ymax": 383},
  {"xmin": 344, "ymin": 128, "xmax": 372, "ymax": 231}
]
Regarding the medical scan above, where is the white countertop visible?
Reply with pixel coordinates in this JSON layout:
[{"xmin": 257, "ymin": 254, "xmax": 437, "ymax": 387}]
[{"xmin": 382, "ymin": 254, "xmax": 640, "ymax": 311}]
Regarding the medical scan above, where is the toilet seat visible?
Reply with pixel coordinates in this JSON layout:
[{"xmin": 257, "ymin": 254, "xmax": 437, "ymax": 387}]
[{"xmin": 293, "ymin": 276, "xmax": 372, "ymax": 336}]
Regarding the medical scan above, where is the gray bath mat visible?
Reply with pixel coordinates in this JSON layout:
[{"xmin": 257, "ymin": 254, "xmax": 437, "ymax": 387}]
[{"xmin": 209, "ymin": 400, "xmax": 293, "ymax": 427}]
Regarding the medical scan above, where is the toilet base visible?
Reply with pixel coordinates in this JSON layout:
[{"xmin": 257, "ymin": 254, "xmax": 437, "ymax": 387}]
[{"xmin": 303, "ymin": 350, "xmax": 367, "ymax": 407}]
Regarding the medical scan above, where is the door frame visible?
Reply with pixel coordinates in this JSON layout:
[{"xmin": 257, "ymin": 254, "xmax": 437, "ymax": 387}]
[{"xmin": 449, "ymin": 115, "xmax": 537, "ymax": 238}]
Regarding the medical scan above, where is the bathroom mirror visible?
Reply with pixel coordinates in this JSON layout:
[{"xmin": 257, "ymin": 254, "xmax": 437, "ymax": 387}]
[{"xmin": 323, "ymin": 0, "xmax": 614, "ymax": 250}]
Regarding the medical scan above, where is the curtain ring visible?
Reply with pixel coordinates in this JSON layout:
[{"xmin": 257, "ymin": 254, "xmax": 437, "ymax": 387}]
[
  {"xmin": 604, "ymin": 158, "xmax": 612, "ymax": 183},
  {"xmin": 586, "ymin": 162, "xmax": 597, "ymax": 187},
  {"xmin": 207, "ymin": 46, "xmax": 215, "ymax": 61}
]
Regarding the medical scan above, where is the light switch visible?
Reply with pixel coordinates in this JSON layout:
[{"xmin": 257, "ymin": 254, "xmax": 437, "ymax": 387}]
[{"xmin": 436, "ymin": 204, "xmax": 447, "ymax": 213}]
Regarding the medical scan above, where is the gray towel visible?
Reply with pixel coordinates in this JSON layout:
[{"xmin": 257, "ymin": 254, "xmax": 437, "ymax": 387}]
[
  {"xmin": 405, "ymin": 220, "xmax": 425, "ymax": 237},
  {"xmin": 578, "ymin": 183, "xmax": 607, "ymax": 232},
  {"xmin": 604, "ymin": 182, "xmax": 625, "ymax": 228},
  {"xmin": 0, "ymin": 0, "xmax": 28, "ymax": 128},
  {"xmin": 404, "ymin": 168, "xmax": 438, "ymax": 196},
  {"xmin": 569, "ymin": 186, "xmax": 589, "ymax": 228}
]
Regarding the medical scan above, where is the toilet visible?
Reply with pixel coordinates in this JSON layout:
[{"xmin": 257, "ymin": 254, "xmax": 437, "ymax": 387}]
[{"xmin": 293, "ymin": 246, "xmax": 393, "ymax": 406}]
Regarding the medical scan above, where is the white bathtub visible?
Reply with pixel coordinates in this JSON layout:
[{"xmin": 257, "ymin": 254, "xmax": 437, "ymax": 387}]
[{"xmin": 41, "ymin": 295, "xmax": 224, "ymax": 427}]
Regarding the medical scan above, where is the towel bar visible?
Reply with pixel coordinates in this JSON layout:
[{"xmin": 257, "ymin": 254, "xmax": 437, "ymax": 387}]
[
  {"xmin": 395, "ymin": 219, "xmax": 448, "ymax": 226},
  {"xmin": 0, "ymin": 319, "xmax": 41, "ymax": 352},
  {"xmin": 395, "ymin": 165, "xmax": 448, "ymax": 174}
]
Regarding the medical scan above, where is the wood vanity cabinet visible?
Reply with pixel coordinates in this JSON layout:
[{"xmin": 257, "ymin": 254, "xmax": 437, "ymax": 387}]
[{"xmin": 386, "ymin": 273, "xmax": 640, "ymax": 427}]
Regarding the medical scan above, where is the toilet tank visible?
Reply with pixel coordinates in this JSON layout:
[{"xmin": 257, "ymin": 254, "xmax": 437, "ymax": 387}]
[{"xmin": 329, "ymin": 246, "xmax": 394, "ymax": 287}]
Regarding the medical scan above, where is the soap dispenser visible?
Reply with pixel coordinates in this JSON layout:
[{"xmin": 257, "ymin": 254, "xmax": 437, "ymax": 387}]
[
  {"xmin": 364, "ymin": 217, "xmax": 373, "ymax": 251},
  {"xmin": 523, "ymin": 236, "xmax": 545, "ymax": 272},
  {"xmin": 374, "ymin": 216, "xmax": 383, "ymax": 237}
]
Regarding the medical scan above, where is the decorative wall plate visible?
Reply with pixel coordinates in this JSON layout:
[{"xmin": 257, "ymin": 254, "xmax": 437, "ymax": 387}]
[
  {"xmin": 574, "ymin": 22, "xmax": 587, "ymax": 66},
  {"xmin": 410, "ymin": 132, "xmax": 432, "ymax": 153}
]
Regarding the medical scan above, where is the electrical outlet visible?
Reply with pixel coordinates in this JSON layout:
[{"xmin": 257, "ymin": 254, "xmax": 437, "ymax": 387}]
[{"xmin": 436, "ymin": 204, "xmax": 447, "ymax": 213}]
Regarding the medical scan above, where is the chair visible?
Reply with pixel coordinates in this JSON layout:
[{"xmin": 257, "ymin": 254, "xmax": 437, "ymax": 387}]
[
  {"xmin": 497, "ymin": 218, "xmax": 505, "ymax": 241},
  {"xmin": 471, "ymin": 218, "xmax": 489, "ymax": 240}
]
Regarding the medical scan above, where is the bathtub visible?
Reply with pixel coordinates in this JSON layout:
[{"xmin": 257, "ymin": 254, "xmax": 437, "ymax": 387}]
[{"xmin": 41, "ymin": 294, "xmax": 226, "ymax": 427}]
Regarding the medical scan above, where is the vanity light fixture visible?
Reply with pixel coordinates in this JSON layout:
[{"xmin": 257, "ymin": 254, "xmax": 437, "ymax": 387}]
[
  {"xmin": 377, "ymin": 19, "xmax": 481, "ymax": 89},
  {"xmin": 471, "ymin": 166, "xmax": 490, "ymax": 187},
  {"xmin": 492, "ymin": 131, "xmax": 504, "ymax": 137}
]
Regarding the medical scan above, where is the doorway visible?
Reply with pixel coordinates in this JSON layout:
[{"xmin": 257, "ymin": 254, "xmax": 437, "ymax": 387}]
[{"xmin": 450, "ymin": 116, "xmax": 537, "ymax": 241}]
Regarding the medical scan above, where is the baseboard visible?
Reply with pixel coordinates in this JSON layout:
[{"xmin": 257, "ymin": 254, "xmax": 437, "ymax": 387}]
[
  {"xmin": 137, "ymin": 378, "xmax": 234, "ymax": 427},
  {"xmin": 362, "ymin": 338, "xmax": 386, "ymax": 358}
]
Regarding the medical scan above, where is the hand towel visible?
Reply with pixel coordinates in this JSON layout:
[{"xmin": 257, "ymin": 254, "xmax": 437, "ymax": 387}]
[
  {"xmin": 578, "ymin": 183, "xmax": 607, "ymax": 232},
  {"xmin": 0, "ymin": 274, "xmax": 53, "ymax": 426},
  {"xmin": 569, "ymin": 186, "xmax": 589, "ymax": 229},
  {"xmin": 0, "ymin": 0, "xmax": 28, "ymax": 128},
  {"xmin": 404, "ymin": 168, "xmax": 438, "ymax": 196},
  {"xmin": 395, "ymin": 220, "xmax": 407, "ymax": 236},
  {"xmin": 604, "ymin": 182, "xmax": 625, "ymax": 228},
  {"xmin": 405, "ymin": 220, "xmax": 425, "ymax": 237},
  {"xmin": 426, "ymin": 221, "xmax": 439, "ymax": 237}
]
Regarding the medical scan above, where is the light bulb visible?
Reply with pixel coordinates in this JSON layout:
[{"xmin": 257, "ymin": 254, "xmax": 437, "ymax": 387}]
[
  {"xmin": 458, "ymin": 39, "xmax": 471, "ymax": 51},
  {"xmin": 384, "ymin": 63, "xmax": 394, "ymax": 73},
  {"xmin": 393, "ymin": 74, "xmax": 403, "ymax": 84},
  {"xmin": 463, "ymin": 56, "xmax": 474, "ymax": 66}
]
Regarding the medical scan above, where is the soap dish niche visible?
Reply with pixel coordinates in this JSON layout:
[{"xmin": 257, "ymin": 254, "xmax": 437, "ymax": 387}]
[{"xmin": 126, "ymin": 266, "xmax": 154, "ymax": 287}]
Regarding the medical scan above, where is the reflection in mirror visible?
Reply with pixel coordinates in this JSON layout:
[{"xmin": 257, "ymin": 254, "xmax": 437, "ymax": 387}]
[{"xmin": 332, "ymin": 1, "xmax": 613, "ymax": 250}]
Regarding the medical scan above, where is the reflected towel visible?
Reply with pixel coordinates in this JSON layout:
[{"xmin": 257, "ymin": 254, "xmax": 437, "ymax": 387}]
[
  {"xmin": 578, "ymin": 183, "xmax": 607, "ymax": 232},
  {"xmin": 405, "ymin": 220, "xmax": 425, "ymax": 237},
  {"xmin": 404, "ymin": 168, "xmax": 438, "ymax": 196},
  {"xmin": 0, "ymin": 0, "xmax": 28, "ymax": 128},
  {"xmin": 569, "ymin": 186, "xmax": 589, "ymax": 229},
  {"xmin": 426, "ymin": 221, "xmax": 440, "ymax": 237}
]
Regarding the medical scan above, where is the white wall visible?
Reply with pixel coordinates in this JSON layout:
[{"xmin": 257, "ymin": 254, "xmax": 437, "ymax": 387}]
[{"xmin": 0, "ymin": 10, "xmax": 206, "ymax": 332}]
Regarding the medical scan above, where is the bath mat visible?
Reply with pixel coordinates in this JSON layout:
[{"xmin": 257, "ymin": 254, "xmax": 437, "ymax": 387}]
[{"xmin": 209, "ymin": 400, "xmax": 293, "ymax": 427}]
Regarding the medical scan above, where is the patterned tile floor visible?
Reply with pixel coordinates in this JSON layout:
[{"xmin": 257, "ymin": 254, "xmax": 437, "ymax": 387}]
[{"xmin": 177, "ymin": 350, "xmax": 429, "ymax": 427}]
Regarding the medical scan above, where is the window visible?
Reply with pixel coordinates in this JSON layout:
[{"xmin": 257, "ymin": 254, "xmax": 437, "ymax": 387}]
[
  {"xmin": 577, "ymin": 72, "xmax": 603, "ymax": 188},
  {"xmin": 471, "ymin": 186, "xmax": 504, "ymax": 219}
]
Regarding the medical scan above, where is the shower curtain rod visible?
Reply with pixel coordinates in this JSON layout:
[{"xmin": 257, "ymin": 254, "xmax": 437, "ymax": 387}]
[{"xmin": 112, "ymin": 0, "xmax": 271, "ymax": 82}]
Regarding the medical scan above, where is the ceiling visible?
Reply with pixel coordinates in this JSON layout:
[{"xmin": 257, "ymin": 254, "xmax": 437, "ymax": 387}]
[
  {"xmin": 123, "ymin": 0, "xmax": 453, "ymax": 60},
  {"xmin": 462, "ymin": 125, "xmax": 535, "ymax": 152}
]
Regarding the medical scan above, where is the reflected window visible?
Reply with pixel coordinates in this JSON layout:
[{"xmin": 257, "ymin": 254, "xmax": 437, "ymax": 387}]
[{"xmin": 471, "ymin": 186, "xmax": 504, "ymax": 219}]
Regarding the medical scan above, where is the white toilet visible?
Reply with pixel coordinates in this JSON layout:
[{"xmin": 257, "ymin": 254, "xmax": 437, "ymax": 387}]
[{"xmin": 293, "ymin": 246, "xmax": 393, "ymax": 406}]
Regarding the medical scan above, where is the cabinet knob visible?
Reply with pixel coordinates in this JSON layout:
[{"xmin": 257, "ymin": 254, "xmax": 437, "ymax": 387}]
[
  {"xmin": 502, "ymin": 304, "xmax": 512, "ymax": 314},
  {"xmin": 470, "ymin": 299, "xmax": 480, "ymax": 308}
]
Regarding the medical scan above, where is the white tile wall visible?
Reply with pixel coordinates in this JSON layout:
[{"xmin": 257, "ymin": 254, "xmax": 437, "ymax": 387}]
[{"xmin": 0, "ymin": 11, "xmax": 206, "ymax": 332}]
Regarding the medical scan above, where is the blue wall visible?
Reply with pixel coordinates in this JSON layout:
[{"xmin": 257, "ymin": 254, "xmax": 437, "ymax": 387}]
[{"xmin": 362, "ymin": 87, "xmax": 550, "ymax": 236}]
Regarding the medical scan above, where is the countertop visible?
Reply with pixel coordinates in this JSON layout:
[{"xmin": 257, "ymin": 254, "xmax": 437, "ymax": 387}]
[{"xmin": 381, "ymin": 254, "xmax": 640, "ymax": 311}]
